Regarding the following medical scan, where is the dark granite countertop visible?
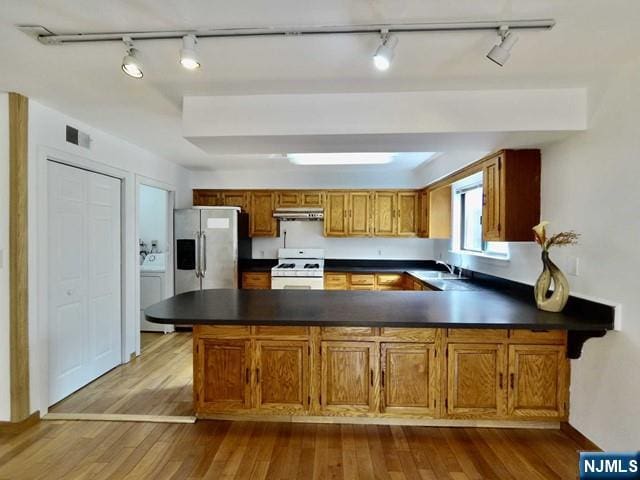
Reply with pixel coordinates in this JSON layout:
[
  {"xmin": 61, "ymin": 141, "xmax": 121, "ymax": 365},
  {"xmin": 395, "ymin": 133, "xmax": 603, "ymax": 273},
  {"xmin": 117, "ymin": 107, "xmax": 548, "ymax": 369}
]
[{"xmin": 145, "ymin": 288, "xmax": 612, "ymax": 331}]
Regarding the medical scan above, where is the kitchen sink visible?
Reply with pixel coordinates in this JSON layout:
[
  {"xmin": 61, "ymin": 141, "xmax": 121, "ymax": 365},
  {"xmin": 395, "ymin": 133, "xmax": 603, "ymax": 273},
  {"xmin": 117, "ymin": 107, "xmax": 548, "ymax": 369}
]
[{"xmin": 411, "ymin": 271, "xmax": 461, "ymax": 280}]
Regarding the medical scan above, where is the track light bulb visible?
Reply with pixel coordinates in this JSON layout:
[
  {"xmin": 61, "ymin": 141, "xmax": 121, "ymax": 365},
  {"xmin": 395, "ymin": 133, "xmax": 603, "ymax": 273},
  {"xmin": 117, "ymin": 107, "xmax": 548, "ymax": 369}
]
[
  {"xmin": 486, "ymin": 27, "xmax": 519, "ymax": 66},
  {"xmin": 373, "ymin": 34, "xmax": 398, "ymax": 71},
  {"xmin": 180, "ymin": 34, "xmax": 201, "ymax": 70},
  {"xmin": 121, "ymin": 37, "xmax": 143, "ymax": 78}
]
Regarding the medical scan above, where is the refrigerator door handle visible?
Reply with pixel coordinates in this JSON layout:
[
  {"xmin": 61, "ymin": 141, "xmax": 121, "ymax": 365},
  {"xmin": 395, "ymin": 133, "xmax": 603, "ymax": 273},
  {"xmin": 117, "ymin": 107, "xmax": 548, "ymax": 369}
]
[
  {"xmin": 194, "ymin": 231, "xmax": 201, "ymax": 278},
  {"xmin": 201, "ymin": 232, "xmax": 207, "ymax": 278}
]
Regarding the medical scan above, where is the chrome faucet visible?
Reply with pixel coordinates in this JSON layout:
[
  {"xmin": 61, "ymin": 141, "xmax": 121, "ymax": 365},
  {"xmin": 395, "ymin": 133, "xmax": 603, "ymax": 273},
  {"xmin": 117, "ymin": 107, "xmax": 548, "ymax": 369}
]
[
  {"xmin": 436, "ymin": 260, "xmax": 455, "ymax": 274},
  {"xmin": 436, "ymin": 260, "xmax": 463, "ymax": 278}
]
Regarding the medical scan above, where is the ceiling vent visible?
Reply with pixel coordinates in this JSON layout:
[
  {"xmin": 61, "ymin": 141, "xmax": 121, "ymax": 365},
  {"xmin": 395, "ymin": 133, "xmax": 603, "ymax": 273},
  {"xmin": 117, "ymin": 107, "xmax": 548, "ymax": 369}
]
[{"xmin": 66, "ymin": 125, "xmax": 91, "ymax": 149}]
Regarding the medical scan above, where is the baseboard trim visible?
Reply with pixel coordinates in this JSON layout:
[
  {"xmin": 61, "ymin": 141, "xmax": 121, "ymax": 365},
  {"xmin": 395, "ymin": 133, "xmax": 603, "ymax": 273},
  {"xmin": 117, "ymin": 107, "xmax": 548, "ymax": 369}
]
[
  {"xmin": 197, "ymin": 413, "xmax": 560, "ymax": 429},
  {"xmin": 0, "ymin": 411, "xmax": 40, "ymax": 434},
  {"xmin": 43, "ymin": 413, "xmax": 196, "ymax": 424},
  {"xmin": 560, "ymin": 422, "xmax": 602, "ymax": 451}
]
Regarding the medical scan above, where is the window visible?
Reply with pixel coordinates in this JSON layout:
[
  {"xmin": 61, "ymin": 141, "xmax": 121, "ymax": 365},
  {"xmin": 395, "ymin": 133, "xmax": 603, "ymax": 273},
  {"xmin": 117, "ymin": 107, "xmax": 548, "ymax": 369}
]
[{"xmin": 451, "ymin": 173, "xmax": 509, "ymax": 259}]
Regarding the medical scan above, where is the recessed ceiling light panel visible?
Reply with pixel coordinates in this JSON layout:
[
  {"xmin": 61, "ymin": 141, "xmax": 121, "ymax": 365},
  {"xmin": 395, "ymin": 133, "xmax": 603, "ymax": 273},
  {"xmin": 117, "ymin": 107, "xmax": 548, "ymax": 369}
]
[{"xmin": 288, "ymin": 153, "xmax": 395, "ymax": 165}]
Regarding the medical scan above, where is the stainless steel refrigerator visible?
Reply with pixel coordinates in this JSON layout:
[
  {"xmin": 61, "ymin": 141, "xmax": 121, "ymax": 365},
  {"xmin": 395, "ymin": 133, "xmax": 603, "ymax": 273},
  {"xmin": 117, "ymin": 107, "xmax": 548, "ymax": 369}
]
[{"xmin": 174, "ymin": 207, "xmax": 251, "ymax": 294}]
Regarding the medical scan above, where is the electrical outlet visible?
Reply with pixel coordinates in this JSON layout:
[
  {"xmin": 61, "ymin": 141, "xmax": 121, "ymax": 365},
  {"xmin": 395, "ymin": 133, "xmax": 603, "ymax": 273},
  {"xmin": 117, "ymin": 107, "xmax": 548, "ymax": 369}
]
[
  {"xmin": 566, "ymin": 256, "xmax": 579, "ymax": 276},
  {"xmin": 378, "ymin": 249, "xmax": 383, "ymax": 256},
  {"xmin": 260, "ymin": 250, "xmax": 265, "ymax": 258}
]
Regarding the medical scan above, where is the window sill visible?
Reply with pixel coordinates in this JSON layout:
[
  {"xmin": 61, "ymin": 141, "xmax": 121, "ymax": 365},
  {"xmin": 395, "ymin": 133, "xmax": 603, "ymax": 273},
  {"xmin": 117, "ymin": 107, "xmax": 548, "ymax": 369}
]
[{"xmin": 448, "ymin": 249, "xmax": 511, "ymax": 264}]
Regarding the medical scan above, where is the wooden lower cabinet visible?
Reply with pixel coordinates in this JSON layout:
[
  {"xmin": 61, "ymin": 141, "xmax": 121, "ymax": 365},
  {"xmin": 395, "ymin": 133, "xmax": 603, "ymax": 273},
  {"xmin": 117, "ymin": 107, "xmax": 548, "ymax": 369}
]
[
  {"xmin": 193, "ymin": 326, "xmax": 569, "ymax": 423},
  {"xmin": 446, "ymin": 343, "xmax": 506, "ymax": 418},
  {"xmin": 507, "ymin": 344, "xmax": 567, "ymax": 418},
  {"xmin": 320, "ymin": 341, "xmax": 377, "ymax": 414},
  {"xmin": 255, "ymin": 340, "xmax": 309, "ymax": 412},
  {"xmin": 381, "ymin": 343, "xmax": 438, "ymax": 415},
  {"xmin": 195, "ymin": 338, "xmax": 252, "ymax": 412}
]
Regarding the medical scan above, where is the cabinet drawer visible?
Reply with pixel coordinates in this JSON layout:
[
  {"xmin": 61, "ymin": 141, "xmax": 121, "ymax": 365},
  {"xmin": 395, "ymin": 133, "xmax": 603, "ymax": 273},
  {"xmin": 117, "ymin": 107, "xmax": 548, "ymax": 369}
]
[
  {"xmin": 198, "ymin": 325, "xmax": 251, "ymax": 337},
  {"xmin": 254, "ymin": 326, "xmax": 310, "ymax": 337},
  {"xmin": 321, "ymin": 327, "xmax": 378, "ymax": 337},
  {"xmin": 380, "ymin": 327, "xmax": 436, "ymax": 342},
  {"xmin": 376, "ymin": 274, "xmax": 404, "ymax": 286},
  {"xmin": 509, "ymin": 330, "xmax": 566, "ymax": 343},
  {"xmin": 350, "ymin": 274, "xmax": 375, "ymax": 286},
  {"xmin": 447, "ymin": 329, "xmax": 509, "ymax": 342},
  {"xmin": 242, "ymin": 272, "xmax": 271, "ymax": 289},
  {"xmin": 324, "ymin": 273, "xmax": 348, "ymax": 290}
]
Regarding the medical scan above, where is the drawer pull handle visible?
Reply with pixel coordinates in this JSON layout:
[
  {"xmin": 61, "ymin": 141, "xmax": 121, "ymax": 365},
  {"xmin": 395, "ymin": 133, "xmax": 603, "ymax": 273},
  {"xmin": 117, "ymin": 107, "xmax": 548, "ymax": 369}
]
[
  {"xmin": 256, "ymin": 368, "xmax": 260, "ymax": 383},
  {"xmin": 370, "ymin": 369, "xmax": 374, "ymax": 387},
  {"xmin": 499, "ymin": 373, "xmax": 503, "ymax": 389},
  {"xmin": 245, "ymin": 368, "xmax": 250, "ymax": 384},
  {"xmin": 510, "ymin": 373, "xmax": 515, "ymax": 389}
]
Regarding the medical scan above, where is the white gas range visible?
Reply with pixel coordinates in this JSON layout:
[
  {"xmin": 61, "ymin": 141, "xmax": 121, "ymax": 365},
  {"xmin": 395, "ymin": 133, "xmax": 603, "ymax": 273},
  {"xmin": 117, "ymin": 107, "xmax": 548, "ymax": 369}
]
[{"xmin": 271, "ymin": 248, "xmax": 325, "ymax": 290}]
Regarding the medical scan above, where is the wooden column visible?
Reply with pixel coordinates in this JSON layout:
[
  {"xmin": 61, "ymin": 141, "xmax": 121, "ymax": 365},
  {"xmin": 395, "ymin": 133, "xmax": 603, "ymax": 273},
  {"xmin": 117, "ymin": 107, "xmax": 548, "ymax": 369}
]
[{"xmin": 9, "ymin": 92, "xmax": 30, "ymax": 422}]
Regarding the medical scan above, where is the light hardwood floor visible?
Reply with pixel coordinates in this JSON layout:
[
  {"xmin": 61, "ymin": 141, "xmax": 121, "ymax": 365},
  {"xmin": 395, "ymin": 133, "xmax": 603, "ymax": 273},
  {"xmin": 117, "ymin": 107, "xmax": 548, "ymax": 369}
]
[
  {"xmin": 50, "ymin": 332, "xmax": 194, "ymax": 417},
  {"xmin": 0, "ymin": 418, "xmax": 587, "ymax": 479},
  {"xmin": 0, "ymin": 331, "xmax": 589, "ymax": 479}
]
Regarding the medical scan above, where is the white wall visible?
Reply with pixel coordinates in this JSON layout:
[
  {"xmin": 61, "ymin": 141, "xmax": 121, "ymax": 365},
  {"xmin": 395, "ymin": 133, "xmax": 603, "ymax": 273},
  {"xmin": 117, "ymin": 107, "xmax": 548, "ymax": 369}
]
[
  {"xmin": 0, "ymin": 93, "xmax": 10, "ymax": 421},
  {"xmin": 139, "ymin": 185, "xmax": 169, "ymax": 253},
  {"xmin": 27, "ymin": 100, "xmax": 191, "ymax": 415},
  {"xmin": 431, "ymin": 59, "xmax": 640, "ymax": 450},
  {"xmin": 253, "ymin": 221, "xmax": 434, "ymax": 260}
]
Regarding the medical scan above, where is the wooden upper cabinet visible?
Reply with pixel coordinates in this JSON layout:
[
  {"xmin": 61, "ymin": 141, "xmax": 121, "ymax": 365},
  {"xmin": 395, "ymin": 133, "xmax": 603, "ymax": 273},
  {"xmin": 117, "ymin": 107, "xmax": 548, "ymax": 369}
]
[
  {"xmin": 300, "ymin": 191, "xmax": 324, "ymax": 207},
  {"xmin": 428, "ymin": 185, "xmax": 452, "ymax": 239},
  {"xmin": 324, "ymin": 191, "xmax": 349, "ymax": 236},
  {"xmin": 373, "ymin": 191, "xmax": 397, "ymax": 236},
  {"xmin": 507, "ymin": 345, "xmax": 567, "ymax": 419},
  {"xmin": 196, "ymin": 338, "xmax": 252, "ymax": 412},
  {"xmin": 320, "ymin": 341, "xmax": 377, "ymax": 413},
  {"xmin": 348, "ymin": 192, "xmax": 372, "ymax": 236},
  {"xmin": 221, "ymin": 191, "xmax": 249, "ymax": 210},
  {"xmin": 447, "ymin": 343, "xmax": 506, "ymax": 417},
  {"xmin": 275, "ymin": 191, "xmax": 300, "ymax": 208},
  {"xmin": 482, "ymin": 150, "xmax": 541, "ymax": 242},
  {"xmin": 381, "ymin": 343, "xmax": 438, "ymax": 415},
  {"xmin": 417, "ymin": 189, "xmax": 429, "ymax": 238},
  {"xmin": 193, "ymin": 190, "xmax": 221, "ymax": 206},
  {"xmin": 482, "ymin": 154, "xmax": 503, "ymax": 241},
  {"xmin": 255, "ymin": 340, "xmax": 309, "ymax": 412},
  {"xmin": 397, "ymin": 191, "xmax": 419, "ymax": 236},
  {"xmin": 250, "ymin": 191, "xmax": 277, "ymax": 237}
]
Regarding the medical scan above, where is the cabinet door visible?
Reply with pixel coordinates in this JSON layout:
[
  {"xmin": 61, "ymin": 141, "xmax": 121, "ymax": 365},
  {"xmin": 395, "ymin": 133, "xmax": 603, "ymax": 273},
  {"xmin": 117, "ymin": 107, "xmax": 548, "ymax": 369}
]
[
  {"xmin": 418, "ymin": 189, "xmax": 429, "ymax": 237},
  {"xmin": 255, "ymin": 341, "xmax": 309, "ymax": 412},
  {"xmin": 193, "ymin": 190, "xmax": 221, "ymax": 206},
  {"xmin": 428, "ymin": 186, "xmax": 452, "ymax": 239},
  {"xmin": 447, "ymin": 344, "xmax": 506, "ymax": 417},
  {"xmin": 320, "ymin": 341, "xmax": 377, "ymax": 413},
  {"xmin": 373, "ymin": 192, "xmax": 397, "ymax": 236},
  {"xmin": 507, "ymin": 345, "xmax": 567, "ymax": 418},
  {"xmin": 324, "ymin": 192, "xmax": 349, "ymax": 236},
  {"xmin": 275, "ymin": 191, "xmax": 300, "ymax": 208},
  {"xmin": 482, "ymin": 154, "xmax": 504, "ymax": 241},
  {"xmin": 348, "ymin": 192, "xmax": 372, "ymax": 236},
  {"xmin": 397, "ymin": 192, "xmax": 418, "ymax": 236},
  {"xmin": 222, "ymin": 191, "xmax": 248, "ymax": 210},
  {"xmin": 250, "ymin": 192, "xmax": 277, "ymax": 237},
  {"xmin": 381, "ymin": 343, "xmax": 438, "ymax": 415},
  {"xmin": 196, "ymin": 339, "xmax": 252, "ymax": 412},
  {"xmin": 300, "ymin": 191, "xmax": 324, "ymax": 207},
  {"xmin": 242, "ymin": 272, "xmax": 271, "ymax": 290}
]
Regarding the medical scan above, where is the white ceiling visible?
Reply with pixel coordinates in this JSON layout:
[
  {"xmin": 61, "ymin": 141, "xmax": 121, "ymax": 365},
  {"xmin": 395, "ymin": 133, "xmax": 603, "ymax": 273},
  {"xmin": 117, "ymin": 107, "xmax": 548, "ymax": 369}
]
[{"xmin": 1, "ymin": 1, "xmax": 639, "ymax": 171}]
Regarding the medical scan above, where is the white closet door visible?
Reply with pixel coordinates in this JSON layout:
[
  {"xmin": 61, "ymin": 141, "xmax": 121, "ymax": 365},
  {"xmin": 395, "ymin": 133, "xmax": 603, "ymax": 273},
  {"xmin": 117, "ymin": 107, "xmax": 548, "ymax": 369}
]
[{"xmin": 48, "ymin": 162, "xmax": 122, "ymax": 405}]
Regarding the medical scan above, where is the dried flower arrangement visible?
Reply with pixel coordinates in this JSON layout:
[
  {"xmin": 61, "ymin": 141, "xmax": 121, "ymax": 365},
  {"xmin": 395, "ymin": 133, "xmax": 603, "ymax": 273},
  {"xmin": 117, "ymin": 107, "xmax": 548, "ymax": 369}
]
[{"xmin": 532, "ymin": 221, "xmax": 580, "ymax": 251}]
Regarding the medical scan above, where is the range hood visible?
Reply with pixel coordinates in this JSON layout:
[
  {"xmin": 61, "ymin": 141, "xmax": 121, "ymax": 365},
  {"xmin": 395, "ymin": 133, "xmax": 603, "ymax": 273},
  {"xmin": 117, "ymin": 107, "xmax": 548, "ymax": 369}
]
[{"xmin": 273, "ymin": 208, "xmax": 324, "ymax": 221}]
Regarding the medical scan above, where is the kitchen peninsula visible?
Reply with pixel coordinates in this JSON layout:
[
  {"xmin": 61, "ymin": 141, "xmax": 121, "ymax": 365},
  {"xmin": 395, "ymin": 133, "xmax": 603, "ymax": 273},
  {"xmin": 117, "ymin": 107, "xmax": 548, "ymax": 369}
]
[{"xmin": 145, "ymin": 282, "xmax": 613, "ymax": 426}]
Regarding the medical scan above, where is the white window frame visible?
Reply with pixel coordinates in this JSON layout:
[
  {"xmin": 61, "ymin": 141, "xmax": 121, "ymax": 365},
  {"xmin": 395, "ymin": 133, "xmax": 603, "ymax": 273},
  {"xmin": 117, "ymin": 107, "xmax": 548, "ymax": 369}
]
[{"xmin": 450, "ymin": 172, "xmax": 510, "ymax": 261}]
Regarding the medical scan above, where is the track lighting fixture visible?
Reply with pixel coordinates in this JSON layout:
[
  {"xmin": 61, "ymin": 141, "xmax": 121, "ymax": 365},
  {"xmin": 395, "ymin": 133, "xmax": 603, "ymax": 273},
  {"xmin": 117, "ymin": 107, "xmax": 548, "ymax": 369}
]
[
  {"xmin": 121, "ymin": 37, "xmax": 143, "ymax": 78},
  {"xmin": 180, "ymin": 34, "xmax": 201, "ymax": 70},
  {"xmin": 486, "ymin": 26, "xmax": 519, "ymax": 66},
  {"xmin": 373, "ymin": 32, "xmax": 398, "ymax": 71}
]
